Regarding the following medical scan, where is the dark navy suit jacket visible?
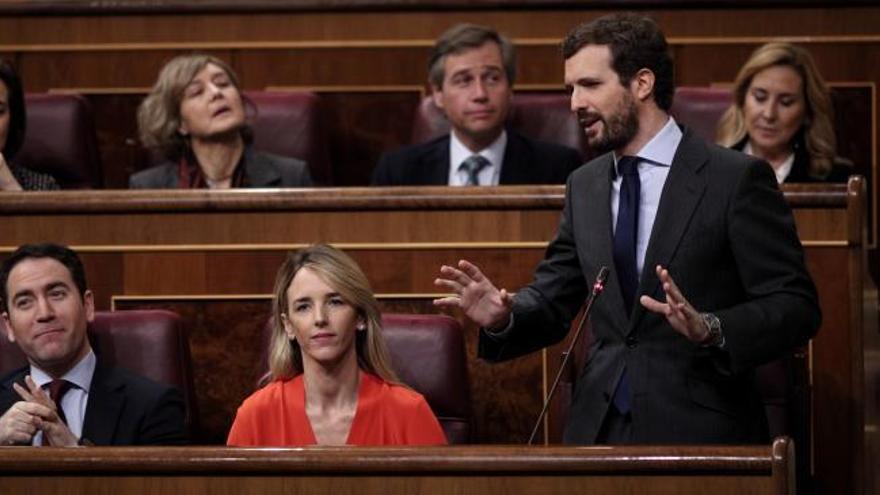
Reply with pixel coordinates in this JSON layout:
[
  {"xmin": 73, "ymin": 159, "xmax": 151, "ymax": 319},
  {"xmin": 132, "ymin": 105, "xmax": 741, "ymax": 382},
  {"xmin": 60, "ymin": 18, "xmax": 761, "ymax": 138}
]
[
  {"xmin": 0, "ymin": 362, "xmax": 187, "ymax": 445},
  {"xmin": 479, "ymin": 127, "xmax": 820, "ymax": 444},
  {"xmin": 372, "ymin": 130, "xmax": 582, "ymax": 185}
]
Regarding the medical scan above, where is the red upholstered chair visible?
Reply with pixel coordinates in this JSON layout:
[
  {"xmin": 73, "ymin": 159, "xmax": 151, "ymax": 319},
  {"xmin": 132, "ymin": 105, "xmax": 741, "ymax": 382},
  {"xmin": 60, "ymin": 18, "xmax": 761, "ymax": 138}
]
[
  {"xmin": 0, "ymin": 310, "xmax": 197, "ymax": 435},
  {"xmin": 259, "ymin": 313, "xmax": 473, "ymax": 444},
  {"xmin": 243, "ymin": 91, "xmax": 331, "ymax": 185},
  {"xmin": 381, "ymin": 313, "xmax": 472, "ymax": 444},
  {"xmin": 410, "ymin": 94, "xmax": 587, "ymax": 157},
  {"xmin": 669, "ymin": 87, "xmax": 734, "ymax": 142},
  {"xmin": 11, "ymin": 93, "xmax": 102, "ymax": 189}
]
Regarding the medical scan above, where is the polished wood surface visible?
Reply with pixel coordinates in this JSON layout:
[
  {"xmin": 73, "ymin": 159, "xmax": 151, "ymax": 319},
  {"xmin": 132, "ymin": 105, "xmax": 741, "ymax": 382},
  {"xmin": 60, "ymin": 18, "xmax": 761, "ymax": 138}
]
[
  {"xmin": 0, "ymin": 0, "xmax": 857, "ymax": 15},
  {"xmin": 0, "ymin": 438, "xmax": 794, "ymax": 495},
  {"xmin": 0, "ymin": 183, "xmax": 872, "ymax": 494},
  {"xmin": 0, "ymin": 6, "xmax": 876, "ymax": 193}
]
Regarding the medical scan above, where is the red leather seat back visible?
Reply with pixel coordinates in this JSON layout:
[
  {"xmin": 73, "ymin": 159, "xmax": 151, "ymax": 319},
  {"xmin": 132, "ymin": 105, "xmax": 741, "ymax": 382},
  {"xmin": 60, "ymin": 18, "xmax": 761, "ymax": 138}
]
[
  {"xmin": 13, "ymin": 93, "xmax": 102, "ymax": 189},
  {"xmin": 381, "ymin": 313, "xmax": 472, "ymax": 444},
  {"xmin": 244, "ymin": 91, "xmax": 331, "ymax": 185},
  {"xmin": 669, "ymin": 87, "xmax": 734, "ymax": 142},
  {"xmin": 410, "ymin": 94, "xmax": 587, "ymax": 158}
]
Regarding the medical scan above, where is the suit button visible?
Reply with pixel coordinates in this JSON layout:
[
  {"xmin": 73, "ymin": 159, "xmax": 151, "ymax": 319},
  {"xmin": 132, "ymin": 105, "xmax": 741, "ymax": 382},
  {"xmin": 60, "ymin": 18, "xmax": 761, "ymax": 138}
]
[{"xmin": 626, "ymin": 336, "xmax": 638, "ymax": 348}]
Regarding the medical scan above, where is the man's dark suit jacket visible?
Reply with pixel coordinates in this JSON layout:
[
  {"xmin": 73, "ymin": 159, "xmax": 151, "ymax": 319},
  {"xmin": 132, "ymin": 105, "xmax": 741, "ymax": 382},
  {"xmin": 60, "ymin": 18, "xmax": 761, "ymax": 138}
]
[
  {"xmin": 0, "ymin": 362, "xmax": 187, "ymax": 445},
  {"xmin": 129, "ymin": 148, "xmax": 312, "ymax": 188},
  {"xmin": 371, "ymin": 130, "xmax": 582, "ymax": 185},
  {"xmin": 479, "ymin": 127, "xmax": 821, "ymax": 445}
]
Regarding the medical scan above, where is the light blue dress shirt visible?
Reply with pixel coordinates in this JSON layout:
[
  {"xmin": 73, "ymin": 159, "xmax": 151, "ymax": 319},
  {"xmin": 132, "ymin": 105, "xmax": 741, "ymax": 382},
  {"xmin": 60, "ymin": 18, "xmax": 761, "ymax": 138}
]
[
  {"xmin": 610, "ymin": 117, "xmax": 682, "ymax": 278},
  {"xmin": 448, "ymin": 130, "xmax": 506, "ymax": 186},
  {"xmin": 30, "ymin": 349, "xmax": 95, "ymax": 445}
]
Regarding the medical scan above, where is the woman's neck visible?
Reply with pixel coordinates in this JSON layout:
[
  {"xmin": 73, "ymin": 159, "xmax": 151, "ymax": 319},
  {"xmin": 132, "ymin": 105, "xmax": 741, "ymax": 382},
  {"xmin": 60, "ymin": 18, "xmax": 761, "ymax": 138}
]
[
  {"xmin": 190, "ymin": 135, "xmax": 245, "ymax": 187},
  {"xmin": 302, "ymin": 350, "xmax": 360, "ymax": 414}
]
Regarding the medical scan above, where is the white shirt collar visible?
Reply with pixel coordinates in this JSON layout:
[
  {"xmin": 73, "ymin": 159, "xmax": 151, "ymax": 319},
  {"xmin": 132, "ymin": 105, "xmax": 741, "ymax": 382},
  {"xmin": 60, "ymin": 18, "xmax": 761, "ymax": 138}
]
[
  {"xmin": 743, "ymin": 141, "xmax": 794, "ymax": 184},
  {"xmin": 449, "ymin": 129, "xmax": 507, "ymax": 186},
  {"xmin": 613, "ymin": 116, "xmax": 681, "ymax": 172},
  {"xmin": 30, "ymin": 348, "xmax": 96, "ymax": 393}
]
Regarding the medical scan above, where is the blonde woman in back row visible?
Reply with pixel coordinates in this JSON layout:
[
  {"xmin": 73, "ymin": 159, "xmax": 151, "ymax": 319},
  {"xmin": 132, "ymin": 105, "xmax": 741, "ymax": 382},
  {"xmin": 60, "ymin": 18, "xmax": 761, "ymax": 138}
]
[{"xmin": 717, "ymin": 42, "xmax": 851, "ymax": 183}]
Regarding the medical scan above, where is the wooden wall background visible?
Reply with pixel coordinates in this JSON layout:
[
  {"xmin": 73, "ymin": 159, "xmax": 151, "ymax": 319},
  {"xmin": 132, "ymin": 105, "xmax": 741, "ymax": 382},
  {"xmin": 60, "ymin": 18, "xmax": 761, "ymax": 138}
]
[
  {"xmin": 0, "ymin": 182, "xmax": 874, "ymax": 494},
  {"xmin": 0, "ymin": 5, "xmax": 876, "ymax": 188}
]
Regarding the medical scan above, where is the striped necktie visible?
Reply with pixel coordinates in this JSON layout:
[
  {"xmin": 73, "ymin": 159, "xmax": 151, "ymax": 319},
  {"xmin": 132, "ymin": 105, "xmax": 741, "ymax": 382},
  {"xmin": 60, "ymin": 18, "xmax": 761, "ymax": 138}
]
[{"xmin": 460, "ymin": 155, "xmax": 490, "ymax": 185}]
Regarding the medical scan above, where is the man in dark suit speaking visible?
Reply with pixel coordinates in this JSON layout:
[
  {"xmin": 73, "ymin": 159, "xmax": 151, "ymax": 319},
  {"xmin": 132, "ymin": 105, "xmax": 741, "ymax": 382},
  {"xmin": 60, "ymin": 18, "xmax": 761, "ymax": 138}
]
[
  {"xmin": 0, "ymin": 243, "xmax": 186, "ymax": 446},
  {"xmin": 372, "ymin": 23, "xmax": 582, "ymax": 186},
  {"xmin": 434, "ymin": 13, "xmax": 820, "ymax": 444}
]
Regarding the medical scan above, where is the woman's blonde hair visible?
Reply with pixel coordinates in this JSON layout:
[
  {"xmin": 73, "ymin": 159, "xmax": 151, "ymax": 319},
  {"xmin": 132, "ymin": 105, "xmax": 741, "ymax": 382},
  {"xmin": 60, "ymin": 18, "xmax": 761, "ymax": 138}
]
[
  {"xmin": 137, "ymin": 53, "xmax": 249, "ymax": 161},
  {"xmin": 267, "ymin": 244, "xmax": 400, "ymax": 384},
  {"xmin": 716, "ymin": 42, "xmax": 837, "ymax": 178}
]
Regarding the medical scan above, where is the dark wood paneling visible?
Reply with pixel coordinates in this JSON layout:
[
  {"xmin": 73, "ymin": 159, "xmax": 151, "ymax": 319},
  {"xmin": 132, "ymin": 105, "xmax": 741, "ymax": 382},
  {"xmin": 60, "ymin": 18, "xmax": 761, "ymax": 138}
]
[
  {"xmin": 320, "ymin": 92, "xmax": 422, "ymax": 186},
  {"xmin": 114, "ymin": 299, "xmax": 271, "ymax": 444},
  {"xmin": 0, "ymin": 8, "xmax": 878, "ymax": 46},
  {"xmin": 0, "ymin": 185, "xmax": 865, "ymax": 494},
  {"xmin": 0, "ymin": 441, "xmax": 795, "ymax": 495}
]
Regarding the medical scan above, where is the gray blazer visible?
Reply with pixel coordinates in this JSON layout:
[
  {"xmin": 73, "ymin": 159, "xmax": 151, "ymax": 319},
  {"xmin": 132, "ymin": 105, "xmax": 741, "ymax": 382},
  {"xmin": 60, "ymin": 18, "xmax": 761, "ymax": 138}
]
[
  {"xmin": 479, "ymin": 127, "xmax": 820, "ymax": 445},
  {"xmin": 129, "ymin": 148, "xmax": 312, "ymax": 188}
]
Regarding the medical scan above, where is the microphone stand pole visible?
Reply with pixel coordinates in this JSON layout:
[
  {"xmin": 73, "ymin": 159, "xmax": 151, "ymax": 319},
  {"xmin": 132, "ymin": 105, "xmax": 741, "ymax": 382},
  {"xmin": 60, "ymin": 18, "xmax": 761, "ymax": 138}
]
[{"xmin": 527, "ymin": 267, "xmax": 609, "ymax": 445}]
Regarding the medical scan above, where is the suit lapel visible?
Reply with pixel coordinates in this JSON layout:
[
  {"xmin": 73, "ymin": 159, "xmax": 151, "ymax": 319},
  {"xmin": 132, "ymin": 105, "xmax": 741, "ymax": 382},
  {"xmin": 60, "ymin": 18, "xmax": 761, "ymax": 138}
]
[
  {"xmin": 499, "ymin": 130, "xmax": 527, "ymax": 184},
  {"xmin": 0, "ymin": 368, "xmax": 28, "ymax": 414},
  {"xmin": 630, "ymin": 129, "xmax": 709, "ymax": 330},
  {"xmin": 424, "ymin": 137, "xmax": 451, "ymax": 185},
  {"xmin": 81, "ymin": 365, "xmax": 125, "ymax": 445},
  {"xmin": 578, "ymin": 155, "xmax": 631, "ymax": 332}
]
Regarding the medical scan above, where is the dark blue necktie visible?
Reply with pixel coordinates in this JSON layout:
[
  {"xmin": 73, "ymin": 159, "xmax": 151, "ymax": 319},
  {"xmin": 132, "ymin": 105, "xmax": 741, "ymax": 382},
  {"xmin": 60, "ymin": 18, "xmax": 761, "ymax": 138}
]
[{"xmin": 611, "ymin": 155, "xmax": 640, "ymax": 414}]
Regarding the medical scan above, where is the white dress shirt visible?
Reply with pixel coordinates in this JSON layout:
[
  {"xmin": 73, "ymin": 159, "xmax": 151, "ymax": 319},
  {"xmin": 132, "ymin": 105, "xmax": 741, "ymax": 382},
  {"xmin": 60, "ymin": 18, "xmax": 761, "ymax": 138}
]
[
  {"xmin": 30, "ymin": 349, "xmax": 96, "ymax": 445},
  {"xmin": 448, "ymin": 130, "xmax": 507, "ymax": 186},
  {"xmin": 610, "ymin": 117, "xmax": 682, "ymax": 278}
]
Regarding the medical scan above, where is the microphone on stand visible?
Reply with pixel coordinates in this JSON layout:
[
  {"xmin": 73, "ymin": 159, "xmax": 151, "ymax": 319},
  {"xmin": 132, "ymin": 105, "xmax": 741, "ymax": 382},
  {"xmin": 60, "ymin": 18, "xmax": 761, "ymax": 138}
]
[{"xmin": 527, "ymin": 266, "xmax": 609, "ymax": 445}]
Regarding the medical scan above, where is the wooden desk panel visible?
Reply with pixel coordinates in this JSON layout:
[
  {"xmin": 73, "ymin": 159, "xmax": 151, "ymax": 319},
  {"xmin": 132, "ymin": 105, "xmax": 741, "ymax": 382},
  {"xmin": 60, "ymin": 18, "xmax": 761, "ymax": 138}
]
[
  {"xmin": 0, "ymin": 183, "xmax": 871, "ymax": 494},
  {"xmin": 0, "ymin": 441, "xmax": 794, "ymax": 495}
]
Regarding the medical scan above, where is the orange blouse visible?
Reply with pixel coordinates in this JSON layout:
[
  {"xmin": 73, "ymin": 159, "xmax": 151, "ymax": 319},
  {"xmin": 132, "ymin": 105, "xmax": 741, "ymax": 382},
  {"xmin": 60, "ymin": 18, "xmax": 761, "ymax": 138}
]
[{"xmin": 227, "ymin": 372, "xmax": 447, "ymax": 446}]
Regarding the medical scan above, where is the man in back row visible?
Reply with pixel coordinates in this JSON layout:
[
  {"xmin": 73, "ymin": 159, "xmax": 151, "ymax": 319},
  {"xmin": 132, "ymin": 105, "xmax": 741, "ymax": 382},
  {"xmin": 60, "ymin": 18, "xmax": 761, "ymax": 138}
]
[
  {"xmin": 0, "ymin": 243, "xmax": 186, "ymax": 446},
  {"xmin": 372, "ymin": 24, "xmax": 582, "ymax": 186}
]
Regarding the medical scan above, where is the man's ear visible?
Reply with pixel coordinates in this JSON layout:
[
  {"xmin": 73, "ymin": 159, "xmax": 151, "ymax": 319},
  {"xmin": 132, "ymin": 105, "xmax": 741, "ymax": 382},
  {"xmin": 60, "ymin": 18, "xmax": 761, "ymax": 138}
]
[
  {"xmin": 2, "ymin": 313, "xmax": 14, "ymax": 344},
  {"xmin": 632, "ymin": 68, "xmax": 656, "ymax": 103},
  {"xmin": 83, "ymin": 290, "xmax": 95, "ymax": 323},
  {"xmin": 431, "ymin": 83, "xmax": 445, "ymax": 111}
]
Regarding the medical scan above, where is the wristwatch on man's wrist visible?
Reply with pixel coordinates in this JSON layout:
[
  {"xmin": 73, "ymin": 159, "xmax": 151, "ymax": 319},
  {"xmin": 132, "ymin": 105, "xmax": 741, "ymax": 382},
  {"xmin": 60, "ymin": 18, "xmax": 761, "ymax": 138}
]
[{"xmin": 699, "ymin": 312, "xmax": 725, "ymax": 348}]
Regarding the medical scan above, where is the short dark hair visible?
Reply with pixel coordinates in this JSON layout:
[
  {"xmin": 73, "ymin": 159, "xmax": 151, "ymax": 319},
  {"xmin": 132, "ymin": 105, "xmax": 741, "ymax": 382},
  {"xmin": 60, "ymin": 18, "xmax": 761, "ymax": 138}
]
[
  {"xmin": 561, "ymin": 13, "xmax": 674, "ymax": 111},
  {"xmin": 0, "ymin": 243, "xmax": 88, "ymax": 311},
  {"xmin": 428, "ymin": 23, "xmax": 516, "ymax": 89},
  {"xmin": 0, "ymin": 60, "xmax": 27, "ymax": 160}
]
